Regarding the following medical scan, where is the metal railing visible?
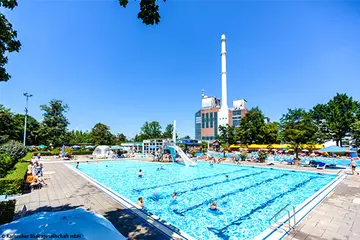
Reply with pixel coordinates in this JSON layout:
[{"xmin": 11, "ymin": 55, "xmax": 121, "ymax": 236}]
[{"xmin": 269, "ymin": 204, "xmax": 296, "ymax": 230}]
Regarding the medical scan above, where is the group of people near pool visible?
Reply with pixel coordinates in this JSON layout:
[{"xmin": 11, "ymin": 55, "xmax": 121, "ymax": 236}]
[
  {"xmin": 135, "ymin": 168, "xmax": 228, "ymax": 211},
  {"xmin": 26, "ymin": 153, "xmax": 47, "ymax": 189}
]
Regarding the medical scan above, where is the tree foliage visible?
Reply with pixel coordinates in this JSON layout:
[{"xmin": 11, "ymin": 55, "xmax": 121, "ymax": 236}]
[
  {"xmin": 235, "ymin": 107, "xmax": 270, "ymax": 144},
  {"xmin": 0, "ymin": 0, "xmax": 21, "ymax": 82},
  {"xmin": 351, "ymin": 121, "xmax": 360, "ymax": 147},
  {"xmin": 280, "ymin": 108, "xmax": 318, "ymax": 159},
  {"xmin": 90, "ymin": 123, "xmax": 116, "ymax": 146},
  {"xmin": 119, "ymin": 0, "xmax": 165, "ymax": 25},
  {"xmin": 138, "ymin": 121, "xmax": 162, "ymax": 140},
  {"xmin": 218, "ymin": 124, "xmax": 235, "ymax": 145},
  {"xmin": 162, "ymin": 124, "xmax": 174, "ymax": 139},
  {"xmin": 116, "ymin": 133, "xmax": 128, "ymax": 144},
  {"xmin": 310, "ymin": 93, "xmax": 360, "ymax": 146},
  {"xmin": 0, "ymin": 104, "xmax": 13, "ymax": 143},
  {"xmin": 39, "ymin": 100, "xmax": 69, "ymax": 146},
  {"xmin": 67, "ymin": 130, "xmax": 92, "ymax": 145}
]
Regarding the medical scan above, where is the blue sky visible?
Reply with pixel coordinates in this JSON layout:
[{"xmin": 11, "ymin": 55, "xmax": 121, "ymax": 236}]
[{"xmin": 1, "ymin": 0, "xmax": 360, "ymax": 138}]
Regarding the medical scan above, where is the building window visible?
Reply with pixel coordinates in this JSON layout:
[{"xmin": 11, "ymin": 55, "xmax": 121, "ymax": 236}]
[
  {"xmin": 210, "ymin": 113, "xmax": 213, "ymax": 128},
  {"xmin": 202, "ymin": 114, "xmax": 205, "ymax": 128},
  {"xmin": 206, "ymin": 113, "xmax": 209, "ymax": 128}
]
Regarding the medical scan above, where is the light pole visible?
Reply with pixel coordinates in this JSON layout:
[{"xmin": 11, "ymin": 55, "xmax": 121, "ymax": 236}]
[{"xmin": 23, "ymin": 92, "xmax": 33, "ymax": 146}]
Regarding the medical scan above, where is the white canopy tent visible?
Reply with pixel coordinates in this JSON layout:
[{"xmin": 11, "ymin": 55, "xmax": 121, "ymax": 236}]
[{"xmin": 92, "ymin": 145, "xmax": 112, "ymax": 158}]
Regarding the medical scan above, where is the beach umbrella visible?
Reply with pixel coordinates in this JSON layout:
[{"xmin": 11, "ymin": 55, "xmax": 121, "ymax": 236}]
[
  {"xmin": 37, "ymin": 144, "xmax": 47, "ymax": 149},
  {"xmin": 317, "ymin": 146, "xmax": 356, "ymax": 153},
  {"xmin": 85, "ymin": 146, "xmax": 95, "ymax": 149},
  {"xmin": 62, "ymin": 145, "xmax": 65, "ymax": 157},
  {"xmin": 0, "ymin": 208, "xmax": 126, "ymax": 240}
]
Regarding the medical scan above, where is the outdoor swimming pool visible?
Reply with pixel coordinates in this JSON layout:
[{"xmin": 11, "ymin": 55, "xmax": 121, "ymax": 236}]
[{"xmin": 75, "ymin": 161, "xmax": 337, "ymax": 239}]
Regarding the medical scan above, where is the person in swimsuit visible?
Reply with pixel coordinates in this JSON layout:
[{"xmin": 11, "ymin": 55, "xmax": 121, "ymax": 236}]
[
  {"xmin": 209, "ymin": 201, "xmax": 218, "ymax": 211},
  {"xmin": 171, "ymin": 192, "xmax": 177, "ymax": 200},
  {"xmin": 76, "ymin": 162, "xmax": 79, "ymax": 169},
  {"xmin": 350, "ymin": 159, "xmax": 359, "ymax": 175},
  {"xmin": 138, "ymin": 169, "xmax": 143, "ymax": 177},
  {"xmin": 136, "ymin": 197, "xmax": 144, "ymax": 208},
  {"xmin": 225, "ymin": 175, "xmax": 229, "ymax": 181}
]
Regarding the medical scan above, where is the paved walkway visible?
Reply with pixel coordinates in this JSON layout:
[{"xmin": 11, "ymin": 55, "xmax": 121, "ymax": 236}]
[
  {"xmin": 14, "ymin": 163, "xmax": 169, "ymax": 240},
  {"xmin": 285, "ymin": 174, "xmax": 360, "ymax": 240},
  {"xmin": 13, "ymin": 159, "xmax": 360, "ymax": 240}
]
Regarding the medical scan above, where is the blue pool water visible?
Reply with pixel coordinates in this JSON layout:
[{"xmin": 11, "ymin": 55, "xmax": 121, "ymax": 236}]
[{"xmin": 76, "ymin": 161, "xmax": 336, "ymax": 239}]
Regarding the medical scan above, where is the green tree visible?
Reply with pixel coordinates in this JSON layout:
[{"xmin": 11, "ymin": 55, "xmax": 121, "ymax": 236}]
[
  {"xmin": 162, "ymin": 124, "xmax": 174, "ymax": 138},
  {"xmin": 200, "ymin": 141, "xmax": 208, "ymax": 153},
  {"xmin": 39, "ymin": 100, "xmax": 69, "ymax": 146},
  {"xmin": 0, "ymin": 0, "xmax": 21, "ymax": 82},
  {"xmin": 0, "ymin": 104, "xmax": 13, "ymax": 143},
  {"xmin": 12, "ymin": 114, "xmax": 40, "ymax": 145},
  {"xmin": 119, "ymin": 0, "xmax": 165, "ymax": 25},
  {"xmin": 90, "ymin": 123, "xmax": 116, "ymax": 146},
  {"xmin": 116, "ymin": 133, "xmax": 128, "ymax": 144},
  {"xmin": 139, "ymin": 121, "xmax": 162, "ymax": 140},
  {"xmin": 236, "ymin": 107, "xmax": 266, "ymax": 144},
  {"xmin": 350, "ymin": 121, "xmax": 360, "ymax": 147},
  {"xmin": 67, "ymin": 130, "xmax": 92, "ymax": 145},
  {"xmin": 280, "ymin": 108, "xmax": 318, "ymax": 159},
  {"xmin": 182, "ymin": 135, "xmax": 191, "ymax": 139},
  {"xmin": 262, "ymin": 122, "xmax": 280, "ymax": 144},
  {"xmin": 311, "ymin": 93, "xmax": 360, "ymax": 146},
  {"xmin": 218, "ymin": 124, "xmax": 235, "ymax": 145}
]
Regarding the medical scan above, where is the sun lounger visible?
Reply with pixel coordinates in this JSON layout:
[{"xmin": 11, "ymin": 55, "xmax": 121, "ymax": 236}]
[{"xmin": 317, "ymin": 162, "xmax": 327, "ymax": 169}]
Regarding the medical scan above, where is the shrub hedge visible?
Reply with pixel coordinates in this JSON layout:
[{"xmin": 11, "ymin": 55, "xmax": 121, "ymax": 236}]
[
  {"xmin": 0, "ymin": 140, "xmax": 27, "ymax": 160},
  {"xmin": 0, "ymin": 199, "xmax": 16, "ymax": 225},
  {"xmin": 0, "ymin": 153, "xmax": 32, "ymax": 195}
]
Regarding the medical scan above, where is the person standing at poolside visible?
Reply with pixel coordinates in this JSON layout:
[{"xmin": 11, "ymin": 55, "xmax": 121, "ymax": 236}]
[{"xmin": 350, "ymin": 159, "xmax": 359, "ymax": 175}]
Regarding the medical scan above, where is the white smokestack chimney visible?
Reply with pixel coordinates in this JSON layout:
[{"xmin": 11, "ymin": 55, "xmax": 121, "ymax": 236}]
[
  {"xmin": 220, "ymin": 34, "xmax": 228, "ymax": 109},
  {"xmin": 218, "ymin": 34, "xmax": 230, "ymax": 130}
]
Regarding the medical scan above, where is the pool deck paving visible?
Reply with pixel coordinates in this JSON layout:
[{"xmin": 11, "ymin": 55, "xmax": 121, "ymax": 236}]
[
  {"xmin": 13, "ymin": 162, "xmax": 170, "ymax": 240},
  {"xmin": 11, "ymin": 158, "xmax": 360, "ymax": 240},
  {"xmin": 285, "ymin": 173, "xmax": 360, "ymax": 240}
]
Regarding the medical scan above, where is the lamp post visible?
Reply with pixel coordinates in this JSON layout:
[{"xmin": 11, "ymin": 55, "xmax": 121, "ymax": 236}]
[{"xmin": 23, "ymin": 92, "xmax": 33, "ymax": 146}]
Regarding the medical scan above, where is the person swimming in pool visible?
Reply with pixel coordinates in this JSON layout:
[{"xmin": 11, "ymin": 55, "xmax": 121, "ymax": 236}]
[
  {"xmin": 138, "ymin": 169, "xmax": 143, "ymax": 177},
  {"xmin": 76, "ymin": 162, "xmax": 79, "ymax": 169},
  {"xmin": 209, "ymin": 201, "xmax": 218, "ymax": 211},
  {"xmin": 136, "ymin": 197, "xmax": 144, "ymax": 208},
  {"xmin": 171, "ymin": 192, "xmax": 177, "ymax": 200},
  {"xmin": 225, "ymin": 174, "xmax": 229, "ymax": 181}
]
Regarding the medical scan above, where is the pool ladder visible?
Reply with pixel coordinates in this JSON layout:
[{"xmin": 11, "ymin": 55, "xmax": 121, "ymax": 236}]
[{"xmin": 269, "ymin": 204, "xmax": 296, "ymax": 230}]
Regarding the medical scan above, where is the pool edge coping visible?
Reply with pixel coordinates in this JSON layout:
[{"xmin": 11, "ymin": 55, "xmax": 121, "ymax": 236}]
[
  {"xmin": 65, "ymin": 163, "xmax": 196, "ymax": 240},
  {"xmin": 254, "ymin": 172, "xmax": 345, "ymax": 240}
]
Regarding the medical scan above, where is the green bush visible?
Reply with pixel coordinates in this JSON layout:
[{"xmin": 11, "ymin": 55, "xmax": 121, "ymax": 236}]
[
  {"xmin": 71, "ymin": 150, "xmax": 93, "ymax": 155},
  {"xmin": 240, "ymin": 152, "xmax": 248, "ymax": 161},
  {"xmin": 51, "ymin": 148, "xmax": 60, "ymax": 155},
  {"xmin": 258, "ymin": 151, "xmax": 268, "ymax": 163},
  {"xmin": 32, "ymin": 151, "xmax": 54, "ymax": 156},
  {"xmin": 0, "ymin": 199, "xmax": 16, "ymax": 225},
  {"xmin": 0, "ymin": 161, "xmax": 28, "ymax": 195},
  {"xmin": 0, "ymin": 154, "xmax": 14, "ymax": 178},
  {"xmin": 0, "ymin": 153, "xmax": 32, "ymax": 195},
  {"xmin": 0, "ymin": 140, "xmax": 27, "ymax": 160}
]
